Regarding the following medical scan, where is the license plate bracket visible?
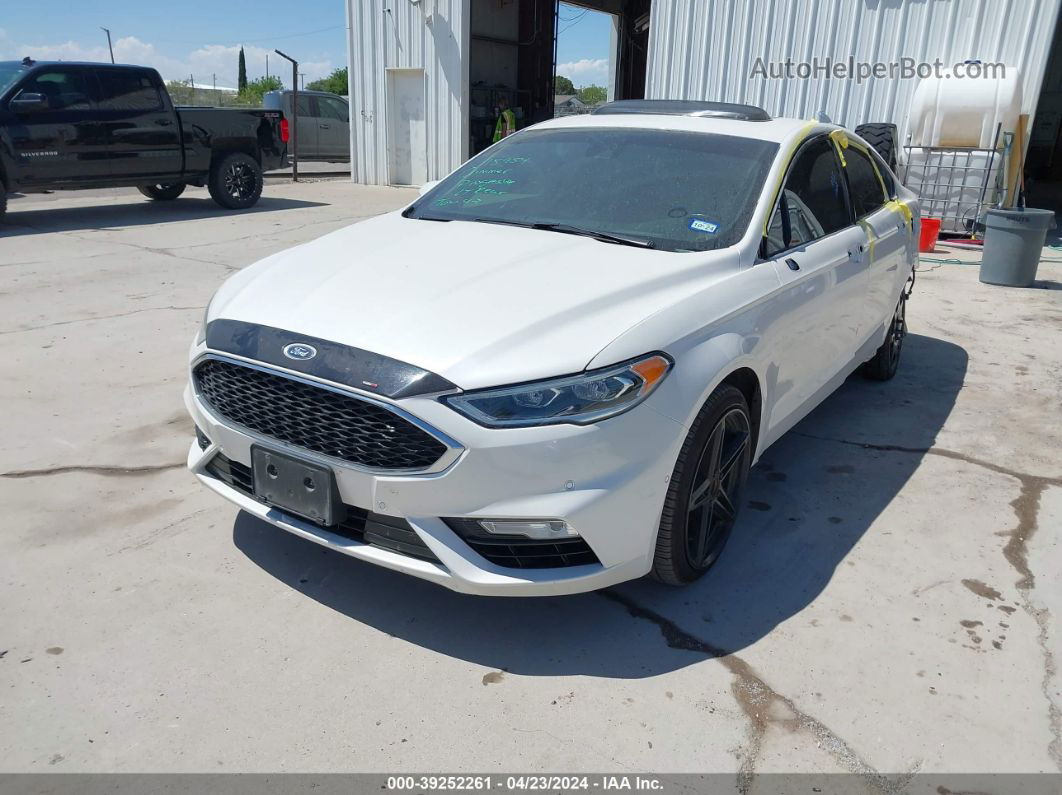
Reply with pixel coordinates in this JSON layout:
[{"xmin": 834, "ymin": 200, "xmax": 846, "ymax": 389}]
[{"xmin": 251, "ymin": 446, "xmax": 341, "ymax": 527}]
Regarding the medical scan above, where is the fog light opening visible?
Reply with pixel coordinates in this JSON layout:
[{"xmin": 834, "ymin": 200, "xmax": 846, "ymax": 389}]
[
  {"xmin": 477, "ymin": 519, "xmax": 578, "ymax": 540},
  {"xmin": 195, "ymin": 426, "xmax": 212, "ymax": 450}
]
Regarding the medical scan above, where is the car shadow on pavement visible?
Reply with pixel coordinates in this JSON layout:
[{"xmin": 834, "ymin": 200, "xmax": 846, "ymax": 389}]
[
  {"xmin": 234, "ymin": 332, "xmax": 968, "ymax": 678},
  {"xmin": 1, "ymin": 197, "xmax": 329, "ymax": 236}
]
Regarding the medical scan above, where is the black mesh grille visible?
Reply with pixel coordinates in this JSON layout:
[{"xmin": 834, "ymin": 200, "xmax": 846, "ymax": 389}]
[
  {"xmin": 194, "ymin": 359, "xmax": 448, "ymax": 471},
  {"xmin": 443, "ymin": 518, "xmax": 601, "ymax": 569},
  {"xmin": 205, "ymin": 452, "xmax": 439, "ymax": 562}
]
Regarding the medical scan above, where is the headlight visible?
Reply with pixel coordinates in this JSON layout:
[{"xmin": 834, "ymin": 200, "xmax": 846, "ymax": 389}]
[{"xmin": 443, "ymin": 353, "xmax": 672, "ymax": 428}]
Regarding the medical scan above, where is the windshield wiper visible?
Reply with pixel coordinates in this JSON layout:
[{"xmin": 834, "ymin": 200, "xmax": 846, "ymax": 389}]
[
  {"xmin": 531, "ymin": 222, "xmax": 655, "ymax": 249},
  {"xmin": 468, "ymin": 218, "xmax": 654, "ymax": 248}
]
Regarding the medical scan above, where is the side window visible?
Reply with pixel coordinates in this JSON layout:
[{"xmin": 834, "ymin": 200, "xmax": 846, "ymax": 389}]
[
  {"xmin": 16, "ymin": 70, "xmax": 93, "ymax": 112},
  {"xmin": 867, "ymin": 148, "xmax": 896, "ymax": 198},
  {"xmin": 318, "ymin": 96, "xmax": 348, "ymax": 122},
  {"xmin": 97, "ymin": 70, "xmax": 163, "ymax": 111},
  {"xmin": 764, "ymin": 137, "xmax": 851, "ymax": 256},
  {"xmin": 295, "ymin": 95, "xmax": 316, "ymax": 117},
  {"xmin": 846, "ymin": 147, "xmax": 887, "ymax": 218}
]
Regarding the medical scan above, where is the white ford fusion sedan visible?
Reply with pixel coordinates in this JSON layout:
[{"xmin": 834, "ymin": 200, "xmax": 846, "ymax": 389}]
[{"xmin": 185, "ymin": 100, "xmax": 918, "ymax": 596}]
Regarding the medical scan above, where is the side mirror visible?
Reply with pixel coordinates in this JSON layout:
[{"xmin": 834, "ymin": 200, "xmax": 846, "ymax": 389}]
[
  {"xmin": 418, "ymin": 179, "xmax": 439, "ymax": 196},
  {"xmin": 10, "ymin": 92, "xmax": 48, "ymax": 112}
]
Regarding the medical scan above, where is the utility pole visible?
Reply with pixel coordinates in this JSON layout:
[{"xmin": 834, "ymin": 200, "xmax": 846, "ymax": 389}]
[
  {"xmin": 274, "ymin": 49, "xmax": 299, "ymax": 182},
  {"xmin": 101, "ymin": 27, "xmax": 115, "ymax": 63},
  {"xmin": 265, "ymin": 54, "xmax": 269, "ymax": 80}
]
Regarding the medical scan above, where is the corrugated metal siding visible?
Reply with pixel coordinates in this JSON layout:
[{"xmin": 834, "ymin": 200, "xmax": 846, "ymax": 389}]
[
  {"xmin": 645, "ymin": 0, "xmax": 1061, "ymax": 132},
  {"xmin": 348, "ymin": 0, "xmax": 469, "ymax": 185}
]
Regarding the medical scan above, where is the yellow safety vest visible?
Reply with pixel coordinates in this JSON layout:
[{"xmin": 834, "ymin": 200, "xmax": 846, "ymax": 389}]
[{"xmin": 493, "ymin": 109, "xmax": 516, "ymax": 143}]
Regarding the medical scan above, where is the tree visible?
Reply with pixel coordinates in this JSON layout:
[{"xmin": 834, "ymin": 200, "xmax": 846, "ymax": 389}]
[
  {"xmin": 577, "ymin": 84, "xmax": 607, "ymax": 105},
  {"xmin": 306, "ymin": 67, "xmax": 348, "ymax": 96},
  {"xmin": 165, "ymin": 79, "xmax": 195, "ymax": 105},
  {"xmin": 234, "ymin": 75, "xmax": 283, "ymax": 106},
  {"xmin": 238, "ymin": 47, "xmax": 248, "ymax": 93},
  {"xmin": 554, "ymin": 75, "xmax": 575, "ymax": 95}
]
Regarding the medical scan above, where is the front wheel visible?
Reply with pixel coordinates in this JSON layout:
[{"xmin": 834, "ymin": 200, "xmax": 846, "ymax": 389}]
[
  {"xmin": 651, "ymin": 384, "xmax": 753, "ymax": 586},
  {"xmin": 208, "ymin": 152, "xmax": 263, "ymax": 209},
  {"xmin": 862, "ymin": 293, "xmax": 907, "ymax": 381},
  {"xmin": 138, "ymin": 183, "xmax": 186, "ymax": 201}
]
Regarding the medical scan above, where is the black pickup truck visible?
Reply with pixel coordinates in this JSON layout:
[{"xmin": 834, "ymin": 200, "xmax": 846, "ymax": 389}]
[{"xmin": 0, "ymin": 58, "xmax": 289, "ymax": 221}]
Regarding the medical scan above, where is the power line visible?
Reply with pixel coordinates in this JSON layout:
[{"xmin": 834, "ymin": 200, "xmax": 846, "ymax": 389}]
[{"xmin": 558, "ymin": 8, "xmax": 592, "ymax": 35}]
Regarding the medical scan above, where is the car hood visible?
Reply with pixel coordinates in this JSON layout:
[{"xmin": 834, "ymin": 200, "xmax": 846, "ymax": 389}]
[{"xmin": 210, "ymin": 213, "xmax": 737, "ymax": 389}]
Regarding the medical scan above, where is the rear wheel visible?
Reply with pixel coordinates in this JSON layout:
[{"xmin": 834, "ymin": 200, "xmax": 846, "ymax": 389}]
[
  {"xmin": 138, "ymin": 183, "xmax": 186, "ymax": 201},
  {"xmin": 862, "ymin": 293, "xmax": 907, "ymax": 381},
  {"xmin": 855, "ymin": 123, "xmax": 898, "ymax": 170},
  {"xmin": 0, "ymin": 191, "xmax": 6, "ymax": 223},
  {"xmin": 651, "ymin": 385, "xmax": 753, "ymax": 585},
  {"xmin": 208, "ymin": 152, "xmax": 263, "ymax": 209}
]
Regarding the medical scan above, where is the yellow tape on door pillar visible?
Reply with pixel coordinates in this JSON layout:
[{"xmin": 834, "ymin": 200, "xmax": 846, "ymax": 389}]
[
  {"xmin": 829, "ymin": 129, "xmax": 849, "ymax": 166},
  {"xmin": 761, "ymin": 121, "xmax": 819, "ymax": 236}
]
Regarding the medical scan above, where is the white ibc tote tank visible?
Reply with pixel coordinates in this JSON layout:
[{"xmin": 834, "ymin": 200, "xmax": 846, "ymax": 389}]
[
  {"xmin": 901, "ymin": 63, "xmax": 1020, "ymax": 232},
  {"xmin": 904, "ymin": 63, "xmax": 1022, "ymax": 149}
]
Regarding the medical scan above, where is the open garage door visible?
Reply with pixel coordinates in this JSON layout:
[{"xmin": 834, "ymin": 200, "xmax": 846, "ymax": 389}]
[{"xmin": 468, "ymin": 0, "xmax": 652, "ymax": 156}]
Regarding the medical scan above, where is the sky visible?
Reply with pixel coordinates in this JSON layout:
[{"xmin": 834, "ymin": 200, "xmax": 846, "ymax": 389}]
[
  {"xmin": 555, "ymin": 3, "xmax": 613, "ymax": 89},
  {"xmin": 0, "ymin": 1, "xmax": 611, "ymax": 90}
]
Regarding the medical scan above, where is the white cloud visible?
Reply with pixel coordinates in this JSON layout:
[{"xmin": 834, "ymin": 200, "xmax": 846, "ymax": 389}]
[
  {"xmin": 0, "ymin": 35, "xmax": 335, "ymax": 88},
  {"xmin": 556, "ymin": 58, "xmax": 610, "ymax": 87}
]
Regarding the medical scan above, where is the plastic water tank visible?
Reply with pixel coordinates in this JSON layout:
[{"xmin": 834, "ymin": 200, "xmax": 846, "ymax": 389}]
[{"xmin": 905, "ymin": 64, "xmax": 1022, "ymax": 149}]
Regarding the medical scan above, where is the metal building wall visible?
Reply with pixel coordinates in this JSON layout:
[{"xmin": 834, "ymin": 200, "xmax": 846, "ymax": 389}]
[
  {"xmin": 644, "ymin": 0, "xmax": 1062, "ymax": 132},
  {"xmin": 346, "ymin": 0, "xmax": 470, "ymax": 185}
]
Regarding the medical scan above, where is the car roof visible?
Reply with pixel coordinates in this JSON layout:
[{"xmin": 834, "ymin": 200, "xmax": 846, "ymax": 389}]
[
  {"xmin": 530, "ymin": 112, "xmax": 827, "ymax": 145},
  {"xmin": 3, "ymin": 60, "xmax": 161, "ymax": 71}
]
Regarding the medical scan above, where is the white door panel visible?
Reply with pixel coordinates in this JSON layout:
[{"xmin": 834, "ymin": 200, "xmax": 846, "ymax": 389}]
[
  {"xmin": 766, "ymin": 224, "xmax": 867, "ymax": 426},
  {"xmin": 860, "ymin": 207, "xmax": 909, "ymax": 336},
  {"xmin": 387, "ymin": 69, "xmax": 427, "ymax": 186}
]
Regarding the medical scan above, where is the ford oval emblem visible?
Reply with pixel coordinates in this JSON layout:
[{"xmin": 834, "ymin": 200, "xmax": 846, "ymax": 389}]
[{"xmin": 283, "ymin": 342, "xmax": 318, "ymax": 361}]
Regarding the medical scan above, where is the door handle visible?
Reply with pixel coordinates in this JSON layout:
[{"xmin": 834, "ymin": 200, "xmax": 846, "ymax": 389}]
[
  {"xmin": 320, "ymin": 123, "xmax": 330, "ymax": 129},
  {"xmin": 156, "ymin": 119, "xmax": 173, "ymax": 126},
  {"xmin": 785, "ymin": 258, "xmax": 800, "ymax": 271}
]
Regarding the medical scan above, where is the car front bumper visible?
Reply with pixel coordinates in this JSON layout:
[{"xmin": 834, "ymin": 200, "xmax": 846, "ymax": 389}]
[{"xmin": 184, "ymin": 355, "xmax": 689, "ymax": 596}]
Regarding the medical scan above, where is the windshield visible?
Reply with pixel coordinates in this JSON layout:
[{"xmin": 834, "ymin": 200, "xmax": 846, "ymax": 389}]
[
  {"xmin": 0, "ymin": 62, "xmax": 27, "ymax": 97},
  {"xmin": 408, "ymin": 127, "xmax": 778, "ymax": 252}
]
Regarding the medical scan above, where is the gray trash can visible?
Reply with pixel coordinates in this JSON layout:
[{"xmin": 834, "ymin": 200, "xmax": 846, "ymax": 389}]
[{"xmin": 979, "ymin": 208, "xmax": 1055, "ymax": 287}]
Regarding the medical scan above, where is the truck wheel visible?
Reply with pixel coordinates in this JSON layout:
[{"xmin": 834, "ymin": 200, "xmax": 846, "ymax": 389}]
[
  {"xmin": 208, "ymin": 153, "xmax": 263, "ymax": 210},
  {"xmin": 138, "ymin": 184, "xmax": 186, "ymax": 201},
  {"xmin": 854, "ymin": 123, "xmax": 898, "ymax": 170},
  {"xmin": 651, "ymin": 384, "xmax": 752, "ymax": 586},
  {"xmin": 862, "ymin": 294, "xmax": 906, "ymax": 381}
]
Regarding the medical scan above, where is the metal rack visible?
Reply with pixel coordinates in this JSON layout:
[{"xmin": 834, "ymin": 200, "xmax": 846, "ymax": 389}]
[{"xmin": 900, "ymin": 132, "xmax": 1012, "ymax": 234}]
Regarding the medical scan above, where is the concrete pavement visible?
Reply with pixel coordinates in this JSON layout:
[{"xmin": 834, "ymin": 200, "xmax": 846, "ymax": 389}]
[{"xmin": 1, "ymin": 182, "xmax": 1059, "ymax": 783}]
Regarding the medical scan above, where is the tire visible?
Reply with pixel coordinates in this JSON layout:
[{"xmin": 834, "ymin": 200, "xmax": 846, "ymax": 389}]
[
  {"xmin": 208, "ymin": 152, "xmax": 263, "ymax": 210},
  {"xmin": 0, "ymin": 191, "xmax": 6, "ymax": 223},
  {"xmin": 651, "ymin": 384, "xmax": 753, "ymax": 586},
  {"xmin": 862, "ymin": 293, "xmax": 907, "ymax": 381},
  {"xmin": 138, "ymin": 183, "xmax": 186, "ymax": 201},
  {"xmin": 855, "ymin": 123, "xmax": 898, "ymax": 171}
]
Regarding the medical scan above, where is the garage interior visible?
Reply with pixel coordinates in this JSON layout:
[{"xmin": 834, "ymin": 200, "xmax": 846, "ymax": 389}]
[
  {"xmin": 468, "ymin": 0, "xmax": 652, "ymax": 155},
  {"xmin": 1026, "ymin": 5, "xmax": 1062, "ymax": 220}
]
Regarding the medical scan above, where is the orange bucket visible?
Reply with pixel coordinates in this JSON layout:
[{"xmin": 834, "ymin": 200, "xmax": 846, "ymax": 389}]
[{"xmin": 919, "ymin": 218, "xmax": 941, "ymax": 252}]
